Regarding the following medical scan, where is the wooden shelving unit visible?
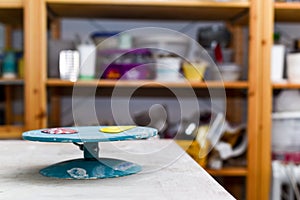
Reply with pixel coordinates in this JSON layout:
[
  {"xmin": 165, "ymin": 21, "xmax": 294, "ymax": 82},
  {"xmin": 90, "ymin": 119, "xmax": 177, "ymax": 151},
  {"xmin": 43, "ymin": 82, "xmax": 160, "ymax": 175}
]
[
  {"xmin": 1, "ymin": 0, "xmax": 269, "ymax": 199},
  {"xmin": 36, "ymin": 1, "xmax": 262, "ymax": 199},
  {"xmin": 259, "ymin": 1, "xmax": 300, "ymax": 199}
]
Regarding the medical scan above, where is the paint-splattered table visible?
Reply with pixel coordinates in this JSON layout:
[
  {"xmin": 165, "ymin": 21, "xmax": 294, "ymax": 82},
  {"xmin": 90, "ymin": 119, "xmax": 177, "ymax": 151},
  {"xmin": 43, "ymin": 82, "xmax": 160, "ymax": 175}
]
[{"xmin": 0, "ymin": 139, "xmax": 235, "ymax": 200}]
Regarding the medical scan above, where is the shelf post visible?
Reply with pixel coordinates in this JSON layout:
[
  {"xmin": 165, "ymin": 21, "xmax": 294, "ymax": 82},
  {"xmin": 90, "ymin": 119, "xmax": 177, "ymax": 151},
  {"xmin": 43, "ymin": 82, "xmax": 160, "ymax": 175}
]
[
  {"xmin": 24, "ymin": 0, "xmax": 47, "ymax": 130},
  {"xmin": 259, "ymin": 0, "xmax": 273, "ymax": 199},
  {"xmin": 247, "ymin": 0, "xmax": 264, "ymax": 199}
]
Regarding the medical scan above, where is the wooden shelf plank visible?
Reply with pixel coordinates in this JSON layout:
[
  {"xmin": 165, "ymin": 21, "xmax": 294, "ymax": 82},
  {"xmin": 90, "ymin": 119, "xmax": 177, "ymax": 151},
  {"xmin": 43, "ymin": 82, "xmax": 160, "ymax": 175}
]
[
  {"xmin": 46, "ymin": 0, "xmax": 250, "ymax": 7},
  {"xmin": 274, "ymin": 2, "xmax": 300, "ymax": 22},
  {"xmin": 273, "ymin": 82, "xmax": 300, "ymax": 89},
  {"xmin": 0, "ymin": 125, "xmax": 23, "ymax": 139},
  {"xmin": 0, "ymin": 1, "xmax": 23, "ymax": 25},
  {"xmin": 274, "ymin": 2, "xmax": 300, "ymax": 9},
  {"xmin": 46, "ymin": 78, "xmax": 248, "ymax": 89},
  {"xmin": 206, "ymin": 167, "xmax": 248, "ymax": 176},
  {"xmin": 46, "ymin": 0, "xmax": 249, "ymax": 23},
  {"xmin": 0, "ymin": 0, "xmax": 23, "ymax": 8},
  {"xmin": 0, "ymin": 78, "xmax": 24, "ymax": 85}
]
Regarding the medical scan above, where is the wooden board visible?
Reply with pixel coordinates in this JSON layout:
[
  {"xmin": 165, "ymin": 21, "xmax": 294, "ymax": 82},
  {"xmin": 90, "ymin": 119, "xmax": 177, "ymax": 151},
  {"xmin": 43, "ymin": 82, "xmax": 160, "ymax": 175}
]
[
  {"xmin": 46, "ymin": 0, "xmax": 249, "ymax": 24},
  {"xmin": 206, "ymin": 167, "xmax": 248, "ymax": 176},
  {"xmin": 246, "ymin": 0, "xmax": 262, "ymax": 199},
  {"xmin": 0, "ymin": 1, "xmax": 23, "ymax": 25},
  {"xmin": 0, "ymin": 125, "xmax": 23, "ymax": 139},
  {"xmin": 46, "ymin": 78, "xmax": 249, "ymax": 88},
  {"xmin": 24, "ymin": 0, "xmax": 47, "ymax": 130},
  {"xmin": 0, "ymin": 9, "xmax": 23, "ymax": 25},
  {"xmin": 275, "ymin": 2, "xmax": 300, "ymax": 22},
  {"xmin": 259, "ymin": 0, "xmax": 273, "ymax": 199},
  {"xmin": 273, "ymin": 82, "xmax": 300, "ymax": 89}
]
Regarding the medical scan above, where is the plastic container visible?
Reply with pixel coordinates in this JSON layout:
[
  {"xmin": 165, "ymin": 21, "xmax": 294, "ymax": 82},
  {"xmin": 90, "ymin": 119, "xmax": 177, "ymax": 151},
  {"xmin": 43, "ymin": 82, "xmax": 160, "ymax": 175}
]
[
  {"xmin": 274, "ymin": 90, "xmax": 300, "ymax": 112},
  {"xmin": 48, "ymin": 39, "xmax": 75, "ymax": 78},
  {"xmin": 182, "ymin": 61, "xmax": 207, "ymax": 81},
  {"xmin": 272, "ymin": 112, "xmax": 300, "ymax": 154},
  {"xmin": 212, "ymin": 63, "xmax": 241, "ymax": 81},
  {"xmin": 90, "ymin": 32, "xmax": 119, "ymax": 49},
  {"xmin": 77, "ymin": 43, "xmax": 96, "ymax": 80},
  {"xmin": 90, "ymin": 32, "xmax": 120, "ymax": 78},
  {"xmin": 271, "ymin": 44, "xmax": 285, "ymax": 82},
  {"xmin": 59, "ymin": 50, "xmax": 80, "ymax": 82},
  {"xmin": 155, "ymin": 56, "xmax": 183, "ymax": 81},
  {"xmin": 133, "ymin": 34, "xmax": 190, "ymax": 57},
  {"xmin": 287, "ymin": 52, "xmax": 300, "ymax": 82},
  {"xmin": 99, "ymin": 49, "xmax": 155, "ymax": 80}
]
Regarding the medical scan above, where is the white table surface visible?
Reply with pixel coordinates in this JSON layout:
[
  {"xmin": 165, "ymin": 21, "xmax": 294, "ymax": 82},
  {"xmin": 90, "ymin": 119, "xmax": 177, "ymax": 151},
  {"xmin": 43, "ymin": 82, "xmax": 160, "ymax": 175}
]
[{"xmin": 0, "ymin": 139, "xmax": 235, "ymax": 200}]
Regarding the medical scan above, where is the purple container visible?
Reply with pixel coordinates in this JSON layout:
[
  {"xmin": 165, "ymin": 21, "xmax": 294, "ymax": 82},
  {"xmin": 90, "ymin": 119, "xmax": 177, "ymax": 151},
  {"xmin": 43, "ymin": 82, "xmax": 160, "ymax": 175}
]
[{"xmin": 99, "ymin": 49, "xmax": 155, "ymax": 80}]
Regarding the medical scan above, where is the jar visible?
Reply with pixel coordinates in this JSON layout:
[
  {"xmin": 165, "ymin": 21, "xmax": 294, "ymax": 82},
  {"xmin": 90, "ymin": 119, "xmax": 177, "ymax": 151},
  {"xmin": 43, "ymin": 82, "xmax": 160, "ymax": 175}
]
[{"xmin": 2, "ymin": 51, "xmax": 17, "ymax": 79}]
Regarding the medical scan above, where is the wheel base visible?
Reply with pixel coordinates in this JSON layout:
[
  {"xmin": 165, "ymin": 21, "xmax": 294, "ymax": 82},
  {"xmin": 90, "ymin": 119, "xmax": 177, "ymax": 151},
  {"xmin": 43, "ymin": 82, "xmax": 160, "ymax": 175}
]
[{"xmin": 40, "ymin": 158, "xmax": 141, "ymax": 179}]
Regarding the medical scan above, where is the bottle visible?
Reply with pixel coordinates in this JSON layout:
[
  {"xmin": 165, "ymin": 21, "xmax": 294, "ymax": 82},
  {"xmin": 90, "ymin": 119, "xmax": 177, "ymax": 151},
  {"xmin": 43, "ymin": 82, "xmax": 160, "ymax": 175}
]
[
  {"xmin": 271, "ymin": 32, "xmax": 285, "ymax": 82},
  {"xmin": 286, "ymin": 39, "xmax": 300, "ymax": 82},
  {"xmin": 2, "ymin": 51, "xmax": 16, "ymax": 79},
  {"xmin": 59, "ymin": 50, "xmax": 80, "ymax": 82},
  {"xmin": 77, "ymin": 40, "xmax": 96, "ymax": 80}
]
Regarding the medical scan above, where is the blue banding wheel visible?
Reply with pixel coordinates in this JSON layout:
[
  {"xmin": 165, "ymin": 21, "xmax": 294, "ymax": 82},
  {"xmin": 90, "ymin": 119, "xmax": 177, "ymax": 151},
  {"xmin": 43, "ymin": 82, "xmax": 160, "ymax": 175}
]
[
  {"xmin": 22, "ymin": 126, "xmax": 157, "ymax": 179},
  {"xmin": 22, "ymin": 126, "xmax": 157, "ymax": 143}
]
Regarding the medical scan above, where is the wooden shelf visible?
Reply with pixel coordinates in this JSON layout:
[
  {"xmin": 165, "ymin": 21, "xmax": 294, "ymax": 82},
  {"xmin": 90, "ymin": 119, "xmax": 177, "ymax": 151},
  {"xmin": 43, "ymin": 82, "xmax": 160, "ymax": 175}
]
[
  {"xmin": 0, "ymin": 0, "xmax": 23, "ymax": 8},
  {"xmin": 46, "ymin": 78, "xmax": 248, "ymax": 89},
  {"xmin": 13, "ymin": 0, "xmax": 262, "ymax": 198},
  {"xmin": 272, "ymin": 82, "xmax": 300, "ymax": 89},
  {"xmin": 0, "ymin": 125, "xmax": 23, "ymax": 139},
  {"xmin": 0, "ymin": 79, "xmax": 24, "ymax": 85},
  {"xmin": 274, "ymin": 2, "xmax": 300, "ymax": 22},
  {"xmin": 206, "ymin": 167, "xmax": 248, "ymax": 177},
  {"xmin": 0, "ymin": 0, "xmax": 23, "ymax": 25},
  {"xmin": 46, "ymin": 0, "xmax": 249, "ymax": 23}
]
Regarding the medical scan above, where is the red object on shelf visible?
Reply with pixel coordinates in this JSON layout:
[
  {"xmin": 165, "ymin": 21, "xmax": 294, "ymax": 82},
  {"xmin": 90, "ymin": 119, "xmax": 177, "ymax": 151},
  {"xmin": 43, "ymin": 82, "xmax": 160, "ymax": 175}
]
[
  {"xmin": 214, "ymin": 43, "xmax": 223, "ymax": 64},
  {"xmin": 272, "ymin": 151, "xmax": 300, "ymax": 164}
]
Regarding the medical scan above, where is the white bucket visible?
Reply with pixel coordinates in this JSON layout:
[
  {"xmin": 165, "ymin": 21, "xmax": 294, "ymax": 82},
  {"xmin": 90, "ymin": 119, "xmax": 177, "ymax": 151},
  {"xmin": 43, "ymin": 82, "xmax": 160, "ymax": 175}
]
[{"xmin": 272, "ymin": 112, "xmax": 300, "ymax": 152}]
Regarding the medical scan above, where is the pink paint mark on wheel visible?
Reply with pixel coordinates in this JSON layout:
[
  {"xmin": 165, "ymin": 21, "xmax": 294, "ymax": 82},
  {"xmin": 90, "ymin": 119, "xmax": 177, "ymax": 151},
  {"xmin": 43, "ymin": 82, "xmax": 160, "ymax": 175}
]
[{"xmin": 41, "ymin": 128, "xmax": 78, "ymax": 134}]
